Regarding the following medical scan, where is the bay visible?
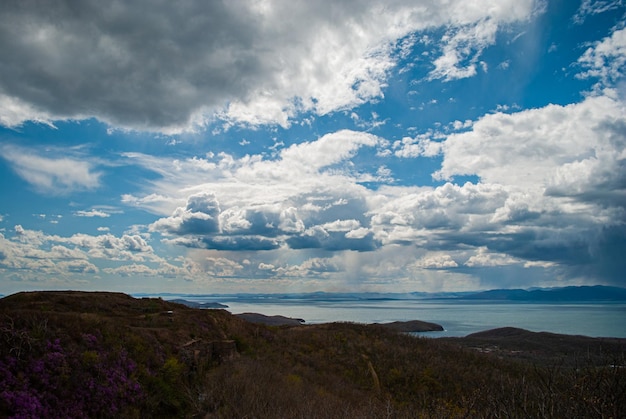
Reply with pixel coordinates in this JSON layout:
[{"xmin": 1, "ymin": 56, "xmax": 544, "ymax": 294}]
[{"xmin": 183, "ymin": 297, "xmax": 626, "ymax": 338}]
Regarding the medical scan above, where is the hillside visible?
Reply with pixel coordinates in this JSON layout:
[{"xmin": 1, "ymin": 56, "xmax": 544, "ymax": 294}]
[
  {"xmin": 441, "ymin": 327, "xmax": 626, "ymax": 366},
  {"xmin": 1, "ymin": 291, "xmax": 624, "ymax": 418}
]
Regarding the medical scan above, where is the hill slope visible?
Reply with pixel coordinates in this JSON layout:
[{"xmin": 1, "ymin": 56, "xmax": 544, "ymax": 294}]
[{"xmin": 1, "ymin": 291, "xmax": 624, "ymax": 418}]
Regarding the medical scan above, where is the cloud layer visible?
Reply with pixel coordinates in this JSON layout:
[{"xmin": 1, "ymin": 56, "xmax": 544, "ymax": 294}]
[
  {"xmin": 119, "ymin": 86, "xmax": 626, "ymax": 287},
  {"xmin": 0, "ymin": 0, "xmax": 539, "ymax": 132},
  {"xmin": 1, "ymin": 1, "xmax": 624, "ymax": 294}
]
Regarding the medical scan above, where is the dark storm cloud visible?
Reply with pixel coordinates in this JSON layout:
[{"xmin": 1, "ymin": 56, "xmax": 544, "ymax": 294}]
[
  {"xmin": 0, "ymin": 0, "xmax": 378, "ymax": 130},
  {"xmin": 588, "ymin": 225, "xmax": 626, "ymax": 285},
  {"xmin": 0, "ymin": 0, "xmax": 540, "ymax": 131},
  {"xmin": 203, "ymin": 236, "xmax": 280, "ymax": 251},
  {"xmin": 286, "ymin": 230, "xmax": 379, "ymax": 252},
  {"xmin": 0, "ymin": 0, "xmax": 277, "ymax": 130},
  {"xmin": 436, "ymin": 221, "xmax": 626, "ymax": 287}
]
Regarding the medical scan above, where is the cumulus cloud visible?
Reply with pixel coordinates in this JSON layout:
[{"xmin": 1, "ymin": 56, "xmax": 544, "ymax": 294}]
[
  {"xmin": 130, "ymin": 131, "xmax": 383, "ymax": 252},
  {"xmin": 0, "ymin": 0, "xmax": 540, "ymax": 132},
  {"xmin": 0, "ymin": 225, "xmax": 177, "ymax": 290},
  {"xmin": 393, "ymin": 134, "xmax": 444, "ymax": 158},
  {"xmin": 103, "ymin": 263, "xmax": 159, "ymax": 278},
  {"xmin": 411, "ymin": 253, "xmax": 459, "ymax": 269},
  {"xmin": 425, "ymin": 92, "xmax": 626, "ymax": 283},
  {"xmin": 0, "ymin": 229, "xmax": 95, "ymax": 276},
  {"xmin": 63, "ymin": 233, "xmax": 154, "ymax": 261},
  {"xmin": 2, "ymin": 225, "xmax": 155, "ymax": 272},
  {"xmin": 435, "ymin": 95, "xmax": 625, "ymax": 194},
  {"xmin": 577, "ymin": 26, "xmax": 626, "ymax": 87},
  {"xmin": 56, "ymin": 260, "xmax": 99, "ymax": 274},
  {"xmin": 464, "ymin": 247, "xmax": 520, "ymax": 267},
  {"xmin": 151, "ymin": 193, "xmax": 221, "ymax": 236},
  {"xmin": 370, "ymin": 182, "xmax": 509, "ymax": 244},
  {"xmin": 200, "ymin": 257, "xmax": 245, "ymax": 277}
]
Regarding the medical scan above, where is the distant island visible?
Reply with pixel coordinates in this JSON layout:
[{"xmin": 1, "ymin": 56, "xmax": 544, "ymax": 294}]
[
  {"xmin": 375, "ymin": 320, "xmax": 444, "ymax": 333},
  {"xmin": 235, "ymin": 312, "xmax": 305, "ymax": 326},
  {"xmin": 166, "ymin": 298, "xmax": 229, "ymax": 309}
]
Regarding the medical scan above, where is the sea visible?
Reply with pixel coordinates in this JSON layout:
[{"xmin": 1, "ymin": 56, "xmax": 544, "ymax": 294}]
[{"xmin": 162, "ymin": 295, "xmax": 626, "ymax": 339}]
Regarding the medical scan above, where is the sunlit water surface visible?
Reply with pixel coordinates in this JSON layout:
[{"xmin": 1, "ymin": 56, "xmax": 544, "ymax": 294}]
[{"xmin": 172, "ymin": 297, "xmax": 626, "ymax": 338}]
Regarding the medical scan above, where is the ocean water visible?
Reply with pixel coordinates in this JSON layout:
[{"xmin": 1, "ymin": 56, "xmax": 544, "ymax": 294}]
[{"xmin": 183, "ymin": 298, "xmax": 626, "ymax": 338}]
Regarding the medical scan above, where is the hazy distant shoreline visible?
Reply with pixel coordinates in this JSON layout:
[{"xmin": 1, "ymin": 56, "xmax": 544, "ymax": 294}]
[
  {"xmin": 148, "ymin": 286, "xmax": 626, "ymax": 339},
  {"xmin": 135, "ymin": 285, "xmax": 626, "ymax": 304}
]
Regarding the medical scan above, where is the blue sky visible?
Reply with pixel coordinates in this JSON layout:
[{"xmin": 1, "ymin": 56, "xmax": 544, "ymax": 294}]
[{"xmin": 1, "ymin": 0, "xmax": 625, "ymax": 294}]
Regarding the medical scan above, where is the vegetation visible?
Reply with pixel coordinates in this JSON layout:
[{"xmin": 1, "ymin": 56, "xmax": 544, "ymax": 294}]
[{"xmin": 1, "ymin": 291, "xmax": 624, "ymax": 418}]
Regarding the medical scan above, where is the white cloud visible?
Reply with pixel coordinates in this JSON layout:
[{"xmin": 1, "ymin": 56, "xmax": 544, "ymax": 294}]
[
  {"xmin": 464, "ymin": 247, "xmax": 520, "ymax": 267},
  {"xmin": 151, "ymin": 192, "xmax": 221, "ymax": 236},
  {"xmin": 279, "ymin": 130, "xmax": 381, "ymax": 172},
  {"xmin": 0, "ymin": 225, "xmax": 173, "ymax": 288},
  {"xmin": 0, "ymin": 95, "xmax": 54, "ymax": 128},
  {"xmin": 71, "ymin": 234, "xmax": 154, "ymax": 261},
  {"xmin": 435, "ymin": 95, "xmax": 625, "ymax": 194},
  {"xmin": 428, "ymin": 19, "xmax": 498, "ymax": 81},
  {"xmin": 0, "ymin": 145, "xmax": 101, "ymax": 194},
  {"xmin": 74, "ymin": 209, "xmax": 110, "ymax": 218},
  {"xmin": 573, "ymin": 0, "xmax": 625, "ymax": 24},
  {"xmin": 320, "ymin": 219, "xmax": 362, "ymax": 232},
  {"xmin": 0, "ymin": 229, "xmax": 95, "ymax": 276},
  {"xmin": 56, "ymin": 260, "xmax": 99, "ymax": 274},
  {"xmin": 394, "ymin": 134, "xmax": 443, "ymax": 158},
  {"xmin": 258, "ymin": 262, "xmax": 275, "ymax": 271},
  {"xmin": 412, "ymin": 253, "xmax": 459, "ymax": 269},
  {"xmin": 103, "ymin": 263, "xmax": 159, "ymax": 278},
  {"xmin": 201, "ymin": 257, "xmax": 244, "ymax": 277},
  {"xmin": 370, "ymin": 182, "xmax": 509, "ymax": 244},
  {"xmin": 272, "ymin": 257, "xmax": 341, "ymax": 278},
  {"xmin": 577, "ymin": 26, "xmax": 626, "ymax": 87}
]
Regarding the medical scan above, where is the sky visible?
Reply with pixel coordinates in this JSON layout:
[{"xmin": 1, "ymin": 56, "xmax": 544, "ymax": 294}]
[{"xmin": 0, "ymin": 0, "xmax": 625, "ymax": 295}]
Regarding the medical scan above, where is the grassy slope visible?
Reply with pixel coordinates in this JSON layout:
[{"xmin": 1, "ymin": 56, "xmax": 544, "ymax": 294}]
[{"xmin": 1, "ymin": 291, "xmax": 624, "ymax": 418}]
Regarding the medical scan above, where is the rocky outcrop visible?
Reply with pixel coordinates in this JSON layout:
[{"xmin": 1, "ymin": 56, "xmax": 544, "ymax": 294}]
[{"xmin": 181, "ymin": 338, "xmax": 239, "ymax": 366}]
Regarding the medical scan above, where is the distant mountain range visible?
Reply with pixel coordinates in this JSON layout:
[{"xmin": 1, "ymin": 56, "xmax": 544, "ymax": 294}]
[
  {"xmin": 456, "ymin": 285, "xmax": 626, "ymax": 302},
  {"xmin": 135, "ymin": 285, "xmax": 626, "ymax": 305}
]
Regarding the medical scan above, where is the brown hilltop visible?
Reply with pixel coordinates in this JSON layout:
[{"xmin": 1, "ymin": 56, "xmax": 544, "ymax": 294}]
[{"xmin": 0, "ymin": 290, "xmax": 250, "ymax": 346}]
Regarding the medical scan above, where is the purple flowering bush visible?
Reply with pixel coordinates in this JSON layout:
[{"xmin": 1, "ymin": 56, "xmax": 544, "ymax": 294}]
[{"xmin": 0, "ymin": 327, "xmax": 143, "ymax": 418}]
